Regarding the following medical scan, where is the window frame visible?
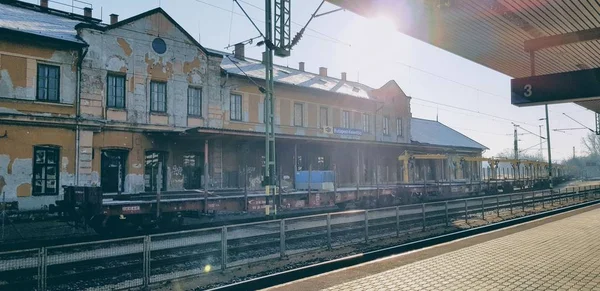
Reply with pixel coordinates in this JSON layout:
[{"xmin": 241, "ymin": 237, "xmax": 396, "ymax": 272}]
[
  {"xmin": 362, "ymin": 113, "xmax": 370, "ymax": 133},
  {"xmin": 36, "ymin": 63, "xmax": 60, "ymax": 103},
  {"xmin": 150, "ymin": 81, "xmax": 167, "ymax": 113},
  {"xmin": 319, "ymin": 106, "xmax": 329, "ymax": 128},
  {"xmin": 106, "ymin": 73, "xmax": 126, "ymax": 109},
  {"xmin": 187, "ymin": 86, "xmax": 203, "ymax": 117},
  {"xmin": 230, "ymin": 93, "xmax": 243, "ymax": 121},
  {"xmin": 396, "ymin": 118, "xmax": 403, "ymax": 137},
  {"xmin": 294, "ymin": 102, "xmax": 304, "ymax": 127},
  {"xmin": 32, "ymin": 146, "xmax": 60, "ymax": 196},
  {"xmin": 383, "ymin": 116, "xmax": 390, "ymax": 136},
  {"xmin": 342, "ymin": 110, "xmax": 351, "ymax": 128}
]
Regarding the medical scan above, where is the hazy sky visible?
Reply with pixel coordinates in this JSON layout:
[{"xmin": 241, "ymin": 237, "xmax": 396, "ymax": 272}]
[{"xmin": 34, "ymin": 0, "xmax": 596, "ymax": 161}]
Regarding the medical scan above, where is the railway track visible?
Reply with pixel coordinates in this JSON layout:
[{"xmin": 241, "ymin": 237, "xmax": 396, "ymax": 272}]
[
  {"xmin": 0, "ymin": 187, "xmax": 596, "ymax": 291},
  {"xmin": 0, "ymin": 184, "xmax": 570, "ymax": 252}
]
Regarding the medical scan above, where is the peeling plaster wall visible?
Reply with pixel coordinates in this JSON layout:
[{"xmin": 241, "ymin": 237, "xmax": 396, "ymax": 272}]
[
  {"xmin": 79, "ymin": 12, "xmax": 222, "ymax": 127},
  {"xmin": 0, "ymin": 40, "xmax": 77, "ymax": 106},
  {"xmin": 0, "ymin": 125, "xmax": 76, "ymax": 210},
  {"xmin": 76, "ymin": 11, "xmax": 225, "ymax": 193},
  {"xmin": 223, "ymin": 76, "xmax": 414, "ymax": 144}
]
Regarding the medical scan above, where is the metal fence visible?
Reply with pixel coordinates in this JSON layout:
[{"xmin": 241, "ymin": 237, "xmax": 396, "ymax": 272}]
[{"xmin": 1, "ymin": 185, "xmax": 599, "ymax": 291}]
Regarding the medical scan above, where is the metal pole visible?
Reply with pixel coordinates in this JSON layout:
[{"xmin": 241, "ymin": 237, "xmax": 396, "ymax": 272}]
[
  {"xmin": 396, "ymin": 206, "xmax": 400, "ymax": 236},
  {"xmin": 143, "ymin": 236, "xmax": 150, "ymax": 289},
  {"xmin": 522, "ymin": 193, "xmax": 525, "ymax": 212},
  {"xmin": 364, "ymin": 210, "xmax": 369, "ymax": 243},
  {"xmin": 327, "ymin": 214, "xmax": 332, "ymax": 249},
  {"xmin": 221, "ymin": 226, "xmax": 228, "ymax": 270},
  {"xmin": 244, "ymin": 153, "xmax": 248, "ymax": 211},
  {"xmin": 280, "ymin": 219, "xmax": 286, "ymax": 258},
  {"xmin": 464, "ymin": 199, "xmax": 468, "ymax": 223},
  {"xmin": 204, "ymin": 140, "xmax": 209, "ymax": 213},
  {"xmin": 308, "ymin": 163, "xmax": 312, "ymax": 198},
  {"xmin": 264, "ymin": 0, "xmax": 277, "ymax": 219},
  {"xmin": 509, "ymin": 194, "xmax": 513, "ymax": 214},
  {"xmin": 481, "ymin": 198, "xmax": 485, "ymax": 220},
  {"xmin": 293, "ymin": 143, "xmax": 297, "ymax": 189},
  {"xmin": 496, "ymin": 196, "xmax": 500, "ymax": 217},
  {"xmin": 445, "ymin": 201, "xmax": 449, "ymax": 227},
  {"xmin": 545, "ymin": 105, "xmax": 553, "ymax": 189},
  {"xmin": 376, "ymin": 165, "xmax": 380, "ymax": 206},
  {"xmin": 422, "ymin": 203, "xmax": 426, "ymax": 231},
  {"xmin": 333, "ymin": 164, "xmax": 337, "ymax": 196},
  {"xmin": 38, "ymin": 247, "xmax": 47, "ymax": 291},
  {"xmin": 1, "ymin": 191, "xmax": 4, "ymax": 241},
  {"xmin": 156, "ymin": 162, "xmax": 162, "ymax": 219}
]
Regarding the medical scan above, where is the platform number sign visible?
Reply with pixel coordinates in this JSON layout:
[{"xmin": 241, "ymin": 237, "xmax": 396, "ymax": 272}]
[{"xmin": 524, "ymin": 84, "xmax": 532, "ymax": 97}]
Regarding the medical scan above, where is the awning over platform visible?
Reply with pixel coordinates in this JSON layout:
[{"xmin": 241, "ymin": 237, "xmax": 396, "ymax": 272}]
[{"xmin": 326, "ymin": 0, "xmax": 600, "ymax": 112}]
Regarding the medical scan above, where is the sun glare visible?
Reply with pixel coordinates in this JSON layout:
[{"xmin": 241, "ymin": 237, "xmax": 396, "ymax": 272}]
[{"xmin": 366, "ymin": 16, "xmax": 397, "ymax": 34}]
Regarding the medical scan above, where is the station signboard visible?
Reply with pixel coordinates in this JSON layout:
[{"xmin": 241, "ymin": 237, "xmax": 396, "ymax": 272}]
[{"xmin": 511, "ymin": 67, "xmax": 600, "ymax": 106}]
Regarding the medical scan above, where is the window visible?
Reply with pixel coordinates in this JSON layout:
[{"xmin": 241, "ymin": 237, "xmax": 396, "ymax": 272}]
[
  {"xmin": 383, "ymin": 116, "xmax": 390, "ymax": 135},
  {"xmin": 32, "ymin": 146, "xmax": 59, "ymax": 195},
  {"xmin": 230, "ymin": 94, "xmax": 242, "ymax": 121},
  {"xmin": 107, "ymin": 74, "xmax": 125, "ymax": 109},
  {"xmin": 152, "ymin": 37, "xmax": 167, "ymax": 54},
  {"xmin": 320, "ymin": 107, "xmax": 329, "ymax": 127},
  {"xmin": 144, "ymin": 151, "xmax": 167, "ymax": 192},
  {"xmin": 150, "ymin": 81, "xmax": 167, "ymax": 112},
  {"xmin": 343, "ymin": 110, "xmax": 350, "ymax": 128},
  {"xmin": 101, "ymin": 150, "xmax": 128, "ymax": 193},
  {"xmin": 362, "ymin": 113, "xmax": 370, "ymax": 133},
  {"xmin": 397, "ymin": 118, "xmax": 403, "ymax": 136},
  {"xmin": 294, "ymin": 103, "xmax": 304, "ymax": 127},
  {"xmin": 37, "ymin": 64, "xmax": 60, "ymax": 102},
  {"xmin": 188, "ymin": 87, "xmax": 202, "ymax": 117},
  {"xmin": 183, "ymin": 153, "xmax": 203, "ymax": 189}
]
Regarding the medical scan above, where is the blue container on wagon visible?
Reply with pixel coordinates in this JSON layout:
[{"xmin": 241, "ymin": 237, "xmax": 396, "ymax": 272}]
[{"xmin": 295, "ymin": 171, "xmax": 335, "ymax": 190}]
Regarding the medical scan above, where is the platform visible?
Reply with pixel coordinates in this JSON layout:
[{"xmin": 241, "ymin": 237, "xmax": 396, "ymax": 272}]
[{"xmin": 266, "ymin": 204, "xmax": 600, "ymax": 291}]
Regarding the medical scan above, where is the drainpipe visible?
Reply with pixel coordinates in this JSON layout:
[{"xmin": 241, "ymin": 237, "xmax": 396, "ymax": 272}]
[{"xmin": 75, "ymin": 46, "xmax": 89, "ymax": 186}]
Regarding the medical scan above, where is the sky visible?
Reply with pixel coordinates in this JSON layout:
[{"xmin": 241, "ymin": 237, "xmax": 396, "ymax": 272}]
[{"xmin": 34, "ymin": 0, "xmax": 598, "ymax": 161}]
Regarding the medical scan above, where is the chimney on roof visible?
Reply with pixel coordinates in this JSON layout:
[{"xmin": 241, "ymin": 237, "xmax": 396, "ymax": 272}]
[
  {"xmin": 319, "ymin": 67, "xmax": 327, "ymax": 77},
  {"xmin": 299, "ymin": 62, "xmax": 305, "ymax": 72},
  {"xmin": 110, "ymin": 13, "xmax": 119, "ymax": 24},
  {"xmin": 83, "ymin": 7, "xmax": 92, "ymax": 18},
  {"xmin": 234, "ymin": 43, "xmax": 245, "ymax": 60},
  {"xmin": 40, "ymin": 0, "xmax": 48, "ymax": 8},
  {"xmin": 341, "ymin": 72, "xmax": 347, "ymax": 81}
]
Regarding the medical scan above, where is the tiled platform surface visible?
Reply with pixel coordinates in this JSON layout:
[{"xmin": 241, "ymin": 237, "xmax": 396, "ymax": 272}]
[{"xmin": 267, "ymin": 205, "xmax": 600, "ymax": 291}]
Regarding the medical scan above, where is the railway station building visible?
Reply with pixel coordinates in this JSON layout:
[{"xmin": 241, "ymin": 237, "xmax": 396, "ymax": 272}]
[{"xmin": 0, "ymin": 0, "xmax": 487, "ymax": 211}]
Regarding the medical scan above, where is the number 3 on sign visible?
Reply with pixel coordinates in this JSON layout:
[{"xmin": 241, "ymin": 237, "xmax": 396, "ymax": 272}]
[{"xmin": 524, "ymin": 84, "xmax": 532, "ymax": 97}]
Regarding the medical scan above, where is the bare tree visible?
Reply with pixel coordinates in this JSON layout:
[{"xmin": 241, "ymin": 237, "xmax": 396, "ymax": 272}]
[
  {"xmin": 582, "ymin": 132, "xmax": 600, "ymax": 157},
  {"xmin": 495, "ymin": 148, "xmax": 542, "ymax": 161}
]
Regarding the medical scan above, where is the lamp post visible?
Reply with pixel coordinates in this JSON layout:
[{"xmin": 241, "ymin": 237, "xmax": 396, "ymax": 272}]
[{"xmin": 539, "ymin": 115, "xmax": 552, "ymax": 189}]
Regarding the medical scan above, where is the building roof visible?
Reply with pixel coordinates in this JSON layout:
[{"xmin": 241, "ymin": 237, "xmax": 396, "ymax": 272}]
[
  {"xmin": 411, "ymin": 118, "xmax": 487, "ymax": 150},
  {"xmin": 0, "ymin": 1, "xmax": 92, "ymax": 45},
  {"xmin": 215, "ymin": 50, "xmax": 374, "ymax": 99}
]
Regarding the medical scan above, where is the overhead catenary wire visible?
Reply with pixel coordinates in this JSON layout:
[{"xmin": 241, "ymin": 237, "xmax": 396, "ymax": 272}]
[
  {"xmin": 412, "ymin": 97, "xmax": 538, "ymax": 127},
  {"xmin": 192, "ymin": 0, "xmax": 350, "ymax": 46},
  {"xmin": 562, "ymin": 113, "xmax": 594, "ymax": 132}
]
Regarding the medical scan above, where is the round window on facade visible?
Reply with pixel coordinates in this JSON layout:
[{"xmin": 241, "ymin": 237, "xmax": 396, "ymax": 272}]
[{"xmin": 152, "ymin": 37, "xmax": 167, "ymax": 54}]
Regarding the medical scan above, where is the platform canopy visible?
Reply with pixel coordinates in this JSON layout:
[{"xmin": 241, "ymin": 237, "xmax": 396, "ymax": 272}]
[{"xmin": 326, "ymin": 0, "xmax": 600, "ymax": 112}]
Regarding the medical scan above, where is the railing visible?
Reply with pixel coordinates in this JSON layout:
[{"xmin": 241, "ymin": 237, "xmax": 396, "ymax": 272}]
[{"xmin": 1, "ymin": 185, "xmax": 599, "ymax": 291}]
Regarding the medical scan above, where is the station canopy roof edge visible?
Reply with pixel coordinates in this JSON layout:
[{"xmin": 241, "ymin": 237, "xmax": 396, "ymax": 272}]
[{"xmin": 325, "ymin": 0, "xmax": 600, "ymax": 113}]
